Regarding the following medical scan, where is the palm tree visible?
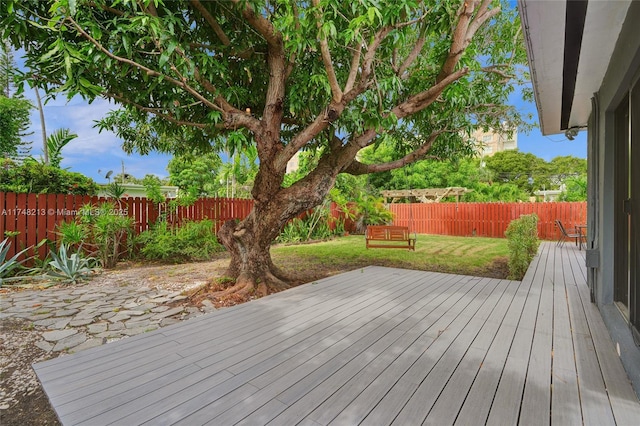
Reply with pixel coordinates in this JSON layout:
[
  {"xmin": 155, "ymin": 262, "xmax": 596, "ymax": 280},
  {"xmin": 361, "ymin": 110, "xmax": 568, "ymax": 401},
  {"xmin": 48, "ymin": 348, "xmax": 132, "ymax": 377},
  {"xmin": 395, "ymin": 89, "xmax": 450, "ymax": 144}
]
[{"xmin": 46, "ymin": 128, "xmax": 77, "ymax": 168}]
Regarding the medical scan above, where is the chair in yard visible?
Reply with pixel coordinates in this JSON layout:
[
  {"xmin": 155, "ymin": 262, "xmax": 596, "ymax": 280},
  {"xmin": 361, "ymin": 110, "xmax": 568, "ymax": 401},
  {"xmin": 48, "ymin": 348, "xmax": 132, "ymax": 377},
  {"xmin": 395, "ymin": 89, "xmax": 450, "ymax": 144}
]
[{"xmin": 555, "ymin": 220, "xmax": 585, "ymax": 249}]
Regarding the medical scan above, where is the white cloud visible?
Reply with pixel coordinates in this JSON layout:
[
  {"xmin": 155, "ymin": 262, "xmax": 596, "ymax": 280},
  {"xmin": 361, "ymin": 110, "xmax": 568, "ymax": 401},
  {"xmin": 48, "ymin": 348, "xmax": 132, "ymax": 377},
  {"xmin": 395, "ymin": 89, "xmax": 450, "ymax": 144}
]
[{"xmin": 21, "ymin": 89, "xmax": 171, "ymax": 182}]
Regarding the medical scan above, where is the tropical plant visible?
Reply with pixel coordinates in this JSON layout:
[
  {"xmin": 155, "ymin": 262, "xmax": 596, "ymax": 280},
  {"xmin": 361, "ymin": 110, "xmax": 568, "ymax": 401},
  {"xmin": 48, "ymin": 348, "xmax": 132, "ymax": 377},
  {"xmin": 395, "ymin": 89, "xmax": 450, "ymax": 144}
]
[
  {"xmin": 47, "ymin": 244, "xmax": 95, "ymax": 284},
  {"xmin": 353, "ymin": 195, "xmax": 394, "ymax": 234},
  {"xmin": 77, "ymin": 202, "xmax": 134, "ymax": 268},
  {"xmin": 3, "ymin": 0, "xmax": 531, "ymax": 296},
  {"xmin": 56, "ymin": 220, "xmax": 88, "ymax": 249},
  {"xmin": 0, "ymin": 238, "xmax": 30, "ymax": 285},
  {"xmin": 505, "ymin": 213, "xmax": 540, "ymax": 280},
  {"xmin": 276, "ymin": 200, "xmax": 338, "ymax": 244},
  {"xmin": 136, "ymin": 219, "xmax": 223, "ymax": 261},
  {"xmin": 104, "ymin": 181, "xmax": 126, "ymax": 200},
  {"xmin": 45, "ymin": 128, "xmax": 77, "ymax": 168}
]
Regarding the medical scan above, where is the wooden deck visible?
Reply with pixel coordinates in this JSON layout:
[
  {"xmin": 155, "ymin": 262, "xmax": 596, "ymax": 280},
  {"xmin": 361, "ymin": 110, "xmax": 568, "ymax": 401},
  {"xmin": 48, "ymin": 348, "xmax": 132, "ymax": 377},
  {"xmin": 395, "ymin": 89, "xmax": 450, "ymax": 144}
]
[{"xmin": 34, "ymin": 242, "xmax": 640, "ymax": 425}]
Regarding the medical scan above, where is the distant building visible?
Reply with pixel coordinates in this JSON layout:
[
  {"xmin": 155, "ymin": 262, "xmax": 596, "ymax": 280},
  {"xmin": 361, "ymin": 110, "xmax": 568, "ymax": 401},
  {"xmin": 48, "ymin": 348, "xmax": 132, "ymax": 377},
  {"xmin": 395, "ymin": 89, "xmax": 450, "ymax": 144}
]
[
  {"xmin": 98, "ymin": 183, "xmax": 178, "ymax": 199},
  {"xmin": 286, "ymin": 151, "xmax": 300, "ymax": 173},
  {"xmin": 471, "ymin": 127, "xmax": 518, "ymax": 157}
]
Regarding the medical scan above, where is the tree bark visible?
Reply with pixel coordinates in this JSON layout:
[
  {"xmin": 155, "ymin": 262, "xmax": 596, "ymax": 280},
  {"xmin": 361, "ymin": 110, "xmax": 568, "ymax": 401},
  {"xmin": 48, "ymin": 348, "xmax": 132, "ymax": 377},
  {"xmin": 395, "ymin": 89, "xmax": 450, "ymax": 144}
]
[{"xmin": 216, "ymin": 157, "xmax": 340, "ymax": 297}]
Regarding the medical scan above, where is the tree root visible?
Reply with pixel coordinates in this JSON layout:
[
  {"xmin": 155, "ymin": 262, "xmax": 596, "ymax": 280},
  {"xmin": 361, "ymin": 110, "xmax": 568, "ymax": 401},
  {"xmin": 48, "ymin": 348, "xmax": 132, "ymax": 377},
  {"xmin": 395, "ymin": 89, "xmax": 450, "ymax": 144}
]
[{"xmin": 204, "ymin": 269, "xmax": 291, "ymax": 300}]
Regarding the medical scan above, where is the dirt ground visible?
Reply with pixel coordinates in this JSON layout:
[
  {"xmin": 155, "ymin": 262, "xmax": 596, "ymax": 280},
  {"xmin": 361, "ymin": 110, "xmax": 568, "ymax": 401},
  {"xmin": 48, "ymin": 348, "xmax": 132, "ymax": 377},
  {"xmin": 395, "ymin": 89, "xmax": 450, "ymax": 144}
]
[{"xmin": 0, "ymin": 252, "xmax": 508, "ymax": 425}]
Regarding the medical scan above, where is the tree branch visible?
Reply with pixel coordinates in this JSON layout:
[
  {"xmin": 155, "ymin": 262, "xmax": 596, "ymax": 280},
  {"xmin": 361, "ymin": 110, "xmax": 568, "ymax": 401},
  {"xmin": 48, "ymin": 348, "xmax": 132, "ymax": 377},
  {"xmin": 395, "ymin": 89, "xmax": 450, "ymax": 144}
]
[
  {"xmin": 344, "ymin": 40, "xmax": 362, "ymax": 94},
  {"xmin": 436, "ymin": 0, "xmax": 475, "ymax": 82},
  {"xmin": 285, "ymin": 4, "xmax": 300, "ymax": 80},
  {"xmin": 394, "ymin": 67, "xmax": 469, "ymax": 118},
  {"xmin": 312, "ymin": 0, "xmax": 342, "ymax": 102},
  {"xmin": 436, "ymin": 0, "xmax": 498, "ymax": 84},
  {"xmin": 189, "ymin": 0, "xmax": 231, "ymax": 46},
  {"xmin": 397, "ymin": 33, "xmax": 426, "ymax": 78},
  {"xmin": 65, "ymin": 17, "xmax": 223, "ymax": 113},
  {"xmin": 344, "ymin": 131, "xmax": 445, "ymax": 175},
  {"xmin": 231, "ymin": 0, "xmax": 281, "ymax": 48},
  {"xmin": 481, "ymin": 65, "xmax": 513, "ymax": 82},
  {"xmin": 107, "ymin": 93, "xmax": 209, "ymax": 128},
  {"xmin": 467, "ymin": 0, "xmax": 499, "ymax": 39},
  {"xmin": 87, "ymin": 1, "xmax": 124, "ymax": 16},
  {"xmin": 351, "ymin": 26, "xmax": 392, "ymax": 98}
]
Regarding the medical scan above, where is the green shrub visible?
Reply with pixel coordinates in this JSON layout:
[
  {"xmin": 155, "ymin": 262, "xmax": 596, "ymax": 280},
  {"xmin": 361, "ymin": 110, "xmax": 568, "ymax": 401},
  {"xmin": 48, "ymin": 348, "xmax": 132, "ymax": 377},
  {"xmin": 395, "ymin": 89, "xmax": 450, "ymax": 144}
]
[
  {"xmin": 505, "ymin": 213, "xmax": 540, "ymax": 280},
  {"xmin": 353, "ymin": 195, "xmax": 394, "ymax": 234},
  {"xmin": 59, "ymin": 202, "xmax": 134, "ymax": 268},
  {"xmin": 136, "ymin": 219, "xmax": 223, "ymax": 261},
  {"xmin": 0, "ymin": 158, "xmax": 98, "ymax": 195},
  {"xmin": 276, "ymin": 202, "xmax": 340, "ymax": 244}
]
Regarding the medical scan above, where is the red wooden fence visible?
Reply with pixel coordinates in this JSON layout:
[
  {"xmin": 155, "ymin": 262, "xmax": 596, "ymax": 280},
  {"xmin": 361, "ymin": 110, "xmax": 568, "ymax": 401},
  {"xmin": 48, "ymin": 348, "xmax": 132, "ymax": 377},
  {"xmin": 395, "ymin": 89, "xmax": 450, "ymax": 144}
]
[
  {"xmin": 389, "ymin": 202, "xmax": 587, "ymax": 240},
  {"xmin": 0, "ymin": 193, "xmax": 253, "ymax": 260},
  {"xmin": 1, "ymin": 191, "xmax": 587, "ymax": 262}
]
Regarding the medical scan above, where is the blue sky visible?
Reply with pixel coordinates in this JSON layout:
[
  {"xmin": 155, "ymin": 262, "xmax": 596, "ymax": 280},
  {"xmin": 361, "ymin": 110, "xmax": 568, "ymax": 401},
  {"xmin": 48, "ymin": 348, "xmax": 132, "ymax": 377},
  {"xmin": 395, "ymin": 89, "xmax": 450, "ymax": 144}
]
[{"xmin": 21, "ymin": 92, "xmax": 173, "ymax": 184}]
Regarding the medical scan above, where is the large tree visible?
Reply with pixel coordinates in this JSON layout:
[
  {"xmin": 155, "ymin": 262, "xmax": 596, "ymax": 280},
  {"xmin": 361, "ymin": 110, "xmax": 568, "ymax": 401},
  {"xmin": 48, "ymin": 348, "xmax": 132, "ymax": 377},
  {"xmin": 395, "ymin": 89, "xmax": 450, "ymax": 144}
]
[
  {"xmin": 0, "ymin": 40, "xmax": 32, "ymax": 158},
  {"xmin": 2, "ymin": 0, "xmax": 529, "ymax": 295}
]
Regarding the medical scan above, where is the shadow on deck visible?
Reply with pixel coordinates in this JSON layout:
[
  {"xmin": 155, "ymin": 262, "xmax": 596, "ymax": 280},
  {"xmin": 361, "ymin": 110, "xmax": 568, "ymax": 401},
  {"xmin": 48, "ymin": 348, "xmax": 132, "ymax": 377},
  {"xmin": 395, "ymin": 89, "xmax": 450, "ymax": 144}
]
[{"xmin": 33, "ymin": 242, "xmax": 640, "ymax": 425}]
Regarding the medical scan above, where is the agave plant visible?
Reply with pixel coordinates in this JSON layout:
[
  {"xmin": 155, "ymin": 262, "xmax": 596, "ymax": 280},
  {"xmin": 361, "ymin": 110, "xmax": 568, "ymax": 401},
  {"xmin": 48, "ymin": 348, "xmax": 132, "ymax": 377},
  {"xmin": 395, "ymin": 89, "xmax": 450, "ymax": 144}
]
[
  {"xmin": 0, "ymin": 238, "xmax": 30, "ymax": 286},
  {"xmin": 47, "ymin": 244, "xmax": 95, "ymax": 285}
]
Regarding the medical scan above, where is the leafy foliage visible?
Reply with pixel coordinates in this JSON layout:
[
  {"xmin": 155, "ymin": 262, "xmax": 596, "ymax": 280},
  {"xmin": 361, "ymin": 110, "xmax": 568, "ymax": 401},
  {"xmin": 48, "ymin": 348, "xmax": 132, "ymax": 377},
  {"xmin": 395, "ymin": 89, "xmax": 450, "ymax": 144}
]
[
  {"xmin": 0, "ymin": 158, "xmax": 99, "ymax": 194},
  {"xmin": 56, "ymin": 220, "xmax": 87, "ymax": 248},
  {"xmin": 353, "ymin": 195, "xmax": 394, "ymax": 233},
  {"xmin": 46, "ymin": 128, "xmax": 77, "ymax": 168},
  {"xmin": 0, "ymin": 238, "xmax": 30, "ymax": 285},
  {"xmin": 136, "ymin": 219, "xmax": 223, "ymax": 261},
  {"xmin": 360, "ymin": 144, "xmax": 587, "ymax": 201},
  {"xmin": 0, "ymin": 40, "xmax": 32, "ymax": 159},
  {"xmin": 0, "ymin": 95, "xmax": 31, "ymax": 158},
  {"xmin": 75, "ymin": 202, "xmax": 134, "ymax": 268},
  {"xmin": 142, "ymin": 174, "xmax": 165, "ymax": 203},
  {"xmin": 167, "ymin": 152, "xmax": 223, "ymax": 198},
  {"xmin": 276, "ymin": 201, "xmax": 336, "ymax": 244},
  {"xmin": 484, "ymin": 150, "xmax": 549, "ymax": 193},
  {"xmin": 2, "ymin": 0, "xmax": 529, "ymax": 170},
  {"xmin": 558, "ymin": 176, "xmax": 587, "ymax": 202},
  {"xmin": 47, "ymin": 243, "xmax": 95, "ymax": 285},
  {"xmin": 103, "ymin": 181, "xmax": 126, "ymax": 200},
  {"xmin": 504, "ymin": 213, "xmax": 539, "ymax": 280}
]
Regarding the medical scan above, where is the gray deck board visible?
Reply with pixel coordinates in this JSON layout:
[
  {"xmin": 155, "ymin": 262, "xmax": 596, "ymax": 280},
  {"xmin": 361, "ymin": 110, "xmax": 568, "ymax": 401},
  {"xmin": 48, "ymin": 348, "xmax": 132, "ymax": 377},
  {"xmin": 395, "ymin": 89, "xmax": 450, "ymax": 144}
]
[{"xmin": 33, "ymin": 243, "xmax": 640, "ymax": 425}]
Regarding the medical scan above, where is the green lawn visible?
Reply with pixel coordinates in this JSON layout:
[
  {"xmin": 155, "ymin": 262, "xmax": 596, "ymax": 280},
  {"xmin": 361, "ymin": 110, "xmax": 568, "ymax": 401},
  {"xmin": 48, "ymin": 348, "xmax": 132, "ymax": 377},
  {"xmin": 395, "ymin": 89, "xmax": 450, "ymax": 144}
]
[{"xmin": 271, "ymin": 234, "xmax": 510, "ymax": 280}]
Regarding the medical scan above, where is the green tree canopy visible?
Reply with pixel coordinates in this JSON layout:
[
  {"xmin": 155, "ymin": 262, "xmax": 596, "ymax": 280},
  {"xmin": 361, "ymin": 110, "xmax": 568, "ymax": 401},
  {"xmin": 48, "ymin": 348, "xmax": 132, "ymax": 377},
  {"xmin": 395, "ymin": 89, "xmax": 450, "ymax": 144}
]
[
  {"xmin": 0, "ymin": 95, "xmax": 31, "ymax": 158},
  {"xmin": 2, "ymin": 0, "xmax": 532, "ymax": 292},
  {"xmin": 484, "ymin": 150, "xmax": 549, "ymax": 193},
  {"xmin": 0, "ymin": 40, "xmax": 32, "ymax": 158},
  {"xmin": 167, "ymin": 152, "xmax": 223, "ymax": 198}
]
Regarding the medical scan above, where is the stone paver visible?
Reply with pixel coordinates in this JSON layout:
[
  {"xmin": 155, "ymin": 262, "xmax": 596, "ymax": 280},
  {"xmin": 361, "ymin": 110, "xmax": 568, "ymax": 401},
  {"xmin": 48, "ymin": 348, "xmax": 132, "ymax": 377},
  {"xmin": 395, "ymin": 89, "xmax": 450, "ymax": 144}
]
[{"xmin": 0, "ymin": 284, "xmax": 209, "ymax": 354}]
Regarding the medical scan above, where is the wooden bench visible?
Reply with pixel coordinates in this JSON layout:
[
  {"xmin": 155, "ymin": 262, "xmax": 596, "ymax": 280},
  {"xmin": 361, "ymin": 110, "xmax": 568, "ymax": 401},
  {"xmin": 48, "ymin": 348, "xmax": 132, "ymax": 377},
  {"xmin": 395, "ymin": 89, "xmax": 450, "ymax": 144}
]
[{"xmin": 365, "ymin": 225, "xmax": 416, "ymax": 251}]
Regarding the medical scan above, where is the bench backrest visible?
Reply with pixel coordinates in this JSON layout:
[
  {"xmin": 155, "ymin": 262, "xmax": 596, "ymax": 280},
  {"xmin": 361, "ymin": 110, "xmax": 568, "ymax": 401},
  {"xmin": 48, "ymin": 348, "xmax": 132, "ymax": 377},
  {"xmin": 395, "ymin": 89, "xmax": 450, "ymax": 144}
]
[{"xmin": 367, "ymin": 226, "xmax": 411, "ymax": 240}]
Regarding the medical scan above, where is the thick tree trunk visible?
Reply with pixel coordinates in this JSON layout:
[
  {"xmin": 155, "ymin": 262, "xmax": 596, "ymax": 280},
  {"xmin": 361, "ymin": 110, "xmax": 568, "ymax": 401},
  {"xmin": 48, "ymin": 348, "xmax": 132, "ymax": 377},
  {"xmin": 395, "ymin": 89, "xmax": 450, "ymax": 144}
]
[
  {"xmin": 216, "ymin": 166, "xmax": 339, "ymax": 297},
  {"xmin": 216, "ymin": 212, "xmax": 290, "ymax": 297}
]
